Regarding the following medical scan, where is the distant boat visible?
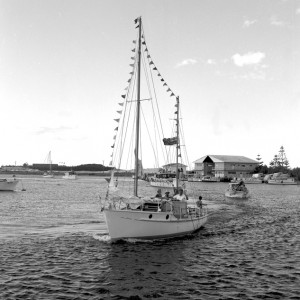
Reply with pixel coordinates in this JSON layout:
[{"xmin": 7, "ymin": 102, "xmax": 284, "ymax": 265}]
[
  {"xmin": 225, "ymin": 182, "xmax": 250, "ymax": 199},
  {"xmin": 201, "ymin": 176, "xmax": 220, "ymax": 182},
  {"xmin": 0, "ymin": 178, "xmax": 19, "ymax": 191},
  {"xmin": 43, "ymin": 151, "xmax": 54, "ymax": 178},
  {"xmin": 267, "ymin": 172, "xmax": 297, "ymax": 185},
  {"xmin": 62, "ymin": 171, "xmax": 77, "ymax": 180},
  {"xmin": 244, "ymin": 173, "xmax": 264, "ymax": 184}
]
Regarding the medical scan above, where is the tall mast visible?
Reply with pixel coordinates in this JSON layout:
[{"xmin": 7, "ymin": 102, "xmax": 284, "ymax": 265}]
[
  {"xmin": 176, "ymin": 97, "xmax": 179, "ymax": 190},
  {"xmin": 134, "ymin": 17, "xmax": 142, "ymax": 196}
]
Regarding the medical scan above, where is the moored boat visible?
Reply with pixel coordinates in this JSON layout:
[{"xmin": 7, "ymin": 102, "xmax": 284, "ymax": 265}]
[
  {"xmin": 42, "ymin": 151, "xmax": 54, "ymax": 178},
  {"xmin": 267, "ymin": 172, "xmax": 297, "ymax": 185},
  {"xmin": 0, "ymin": 178, "xmax": 19, "ymax": 191},
  {"xmin": 244, "ymin": 173, "xmax": 264, "ymax": 184},
  {"xmin": 62, "ymin": 171, "xmax": 77, "ymax": 180}
]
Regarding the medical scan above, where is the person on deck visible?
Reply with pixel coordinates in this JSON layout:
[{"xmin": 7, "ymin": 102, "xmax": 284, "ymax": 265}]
[
  {"xmin": 164, "ymin": 191, "xmax": 171, "ymax": 200},
  {"xmin": 173, "ymin": 188, "xmax": 187, "ymax": 201},
  {"xmin": 155, "ymin": 189, "xmax": 162, "ymax": 198}
]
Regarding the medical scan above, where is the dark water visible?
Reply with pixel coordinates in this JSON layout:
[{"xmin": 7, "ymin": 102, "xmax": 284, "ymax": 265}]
[{"xmin": 0, "ymin": 175, "xmax": 299, "ymax": 299}]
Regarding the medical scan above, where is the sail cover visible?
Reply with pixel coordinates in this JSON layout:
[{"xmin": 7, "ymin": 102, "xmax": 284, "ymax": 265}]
[{"xmin": 163, "ymin": 137, "xmax": 178, "ymax": 146}]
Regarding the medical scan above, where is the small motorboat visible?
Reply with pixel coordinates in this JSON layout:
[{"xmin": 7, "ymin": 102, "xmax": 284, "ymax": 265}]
[
  {"xmin": 0, "ymin": 178, "xmax": 19, "ymax": 191},
  {"xmin": 225, "ymin": 182, "xmax": 250, "ymax": 199}
]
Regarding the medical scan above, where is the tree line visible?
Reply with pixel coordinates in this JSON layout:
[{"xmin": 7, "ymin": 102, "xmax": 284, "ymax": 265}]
[{"xmin": 256, "ymin": 146, "xmax": 300, "ymax": 180}]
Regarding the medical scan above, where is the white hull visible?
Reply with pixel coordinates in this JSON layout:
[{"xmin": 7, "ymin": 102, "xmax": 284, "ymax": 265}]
[
  {"xmin": 62, "ymin": 174, "xmax": 77, "ymax": 180},
  {"xmin": 103, "ymin": 209, "xmax": 208, "ymax": 241},
  {"xmin": 225, "ymin": 190, "xmax": 249, "ymax": 199},
  {"xmin": 43, "ymin": 174, "xmax": 54, "ymax": 178},
  {"xmin": 0, "ymin": 180, "xmax": 19, "ymax": 191},
  {"xmin": 268, "ymin": 179, "xmax": 297, "ymax": 185}
]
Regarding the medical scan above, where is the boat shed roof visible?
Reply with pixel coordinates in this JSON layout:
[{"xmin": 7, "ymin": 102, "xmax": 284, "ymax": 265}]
[{"xmin": 193, "ymin": 155, "xmax": 259, "ymax": 164}]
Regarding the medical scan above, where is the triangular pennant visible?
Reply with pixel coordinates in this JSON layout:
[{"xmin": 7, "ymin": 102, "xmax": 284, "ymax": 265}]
[
  {"xmin": 133, "ymin": 40, "xmax": 136, "ymax": 44},
  {"xmin": 110, "ymin": 153, "xmax": 113, "ymax": 157},
  {"xmin": 114, "ymin": 127, "xmax": 118, "ymax": 131},
  {"xmin": 167, "ymin": 88, "xmax": 171, "ymax": 92},
  {"xmin": 134, "ymin": 18, "xmax": 138, "ymax": 24},
  {"xmin": 118, "ymin": 102, "xmax": 124, "ymax": 106},
  {"xmin": 111, "ymin": 145, "xmax": 114, "ymax": 149},
  {"xmin": 153, "ymin": 67, "xmax": 157, "ymax": 70},
  {"xmin": 114, "ymin": 118, "xmax": 120, "ymax": 122},
  {"xmin": 171, "ymin": 93, "xmax": 175, "ymax": 97},
  {"xmin": 158, "ymin": 73, "xmax": 161, "ymax": 76},
  {"xmin": 163, "ymin": 83, "xmax": 167, "ymax": 86},
  {"xmin": 129, "ymin": 72, "xmax": 134, "ymax": 75},
  {"xmin": 174, "ymin": 111, "xmax": 178, "ymax": 114},
  {"xmin": 175, "ymin": 103, "xmax": 178, "ymax": 107},
  {"xmin": 142, "ymin": 41, "xmax": 146, "ymax": 45},
  {"xmin": 128, "ymin": 79, "xmax": 131, "ymax": 83},
  {"xmin": 147, "ymin": 55, "xmax": 151, "ymax": 58},
  {"xmin": 161, "ymin": 79, "xmax": 165, "ymax": 82},
  {"xmin": 121, "ymin": 94, "xmax": 126, "ymax": 98},
  {"xmin": 124, "ymin": 86, "xmax": 128, "ymax": 90},
  {"xmin": 178, "ymin": 154, "xmax": 182, "ymax": 158},
  {"xmin": 113, "ymin": 135, "xmax": 116, "ymax": 140},
  {"xmin": 145, "ymin": 48, "xmax": 148, "ymax": 52},
  {"xmin": 131, "ymin": 48, "xmax": 136, "ymax": 52},
  {"xmin": 149, "ymin": 61, "xmax": 154, "ymax": 65},
  {"xmin": 131, "ymin": 56, "xmax": 135, "ymax": 60},
  {"xmin": 135, "ymin": 25, "xmax": 139, "ymax": 28},
  {"xmin": 129, "ymin": 63, "xmax": 134, "ymax": 67},
  {"xmin": 117, "ymin": 110, "xmax": 122, "ymax": 114}
]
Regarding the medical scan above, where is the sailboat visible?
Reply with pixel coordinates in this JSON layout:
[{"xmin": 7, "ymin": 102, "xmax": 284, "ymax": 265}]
[
  {"xmin": 43, "ymin": 151, "xmax": 54, "ymax": 178},
  {"xmin": 0, "ymin": 178, "xmax": 19, "ymax": 191},
  {"xmin": 101, "ymin": 17, "xmax": 209, "ymax": 242}
]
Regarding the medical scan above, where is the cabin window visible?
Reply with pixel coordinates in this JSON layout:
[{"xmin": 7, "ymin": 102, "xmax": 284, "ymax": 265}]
[{"xmin": 242, "ymin": 165, "xmax": 245, "ymax": 167}]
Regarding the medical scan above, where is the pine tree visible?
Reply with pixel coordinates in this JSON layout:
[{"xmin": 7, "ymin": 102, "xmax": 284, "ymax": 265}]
[{"xmin": 278, "ymin": 146, "xmax": 290, "ymax": 170}]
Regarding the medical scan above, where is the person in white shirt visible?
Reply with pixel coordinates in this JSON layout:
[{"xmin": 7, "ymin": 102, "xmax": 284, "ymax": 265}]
[{"xmin": 173, "ymin": 188, "xmax": 187, "ymax": 201}]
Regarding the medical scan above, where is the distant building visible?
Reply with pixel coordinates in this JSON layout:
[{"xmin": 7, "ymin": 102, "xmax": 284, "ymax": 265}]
[
  {"xmin": 162, "ymin": 163, "xmax": 187, "ymax": 175},
  {"xmin": 193, "ymin": 155, "xmax": 259, "ymax": 178}
]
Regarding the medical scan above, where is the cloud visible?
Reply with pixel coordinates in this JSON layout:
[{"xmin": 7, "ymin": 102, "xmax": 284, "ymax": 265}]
[
  {"xmin": 207, "ymin": 59, "xmax": 216, "ymax": 65},
  {"xmin": 270, "ymin": 16, "xmax": 287, "ymax": 27},
  {"xmin": 36, "ymin": 126, "xmax": 73, "ymax": 135},
  {"xmin": 176, "ymin": 59, "xmax": 197, "ymax": 68},
  {"xmin": 232, "ymin": 52, "xmax": 266, "ymax": 67},
  {"xmin": 243, "ymin": 19, "xmax": 257, "ymax": 28}
]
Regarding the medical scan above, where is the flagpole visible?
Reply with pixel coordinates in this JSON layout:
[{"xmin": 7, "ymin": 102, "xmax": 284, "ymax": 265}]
[
  {"xmin": 134, "ymin": 17, "xmax": 142, "ymax": 197},
  {"xmin": 176, "ymin": 96, "xmax": 179, "ymax": 190}
]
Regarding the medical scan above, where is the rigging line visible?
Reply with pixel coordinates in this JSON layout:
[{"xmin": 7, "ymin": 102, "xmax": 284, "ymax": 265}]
[
  {"xmin": 112, "ymin": 38, "xmax": 139, "ymax": 168},
  {"xmin": 141, "ymin": 50, "xmax": 162, "ymax": 168},
  {"xmin": 116, "ymin": 60, "xmax": 138, "ymax": 170},
  {"xmin": 179, "ymin": 109, "xmax": 191, "ymax": 170},
  {"xmin": 140, "ymin": 47, "xmax": 161, "ymax": 164},
  {"xmin": 141, "ymin": 27, "xmax": 169, "ymax": 165},
  {"xmin": 140, "ymin": 106, "xmax": 160, "ymax": 167}
]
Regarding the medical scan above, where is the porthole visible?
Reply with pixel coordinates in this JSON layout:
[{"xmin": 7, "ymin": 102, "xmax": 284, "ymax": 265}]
[
  {"xmin": 149, "ymin": 214, "xmax": 152, "ymax": 219},
  {"xmin": 166, "ymin": 214, "xmax": 169, "ymax": 220}
]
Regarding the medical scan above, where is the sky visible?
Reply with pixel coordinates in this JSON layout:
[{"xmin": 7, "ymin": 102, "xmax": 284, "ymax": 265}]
[{"xmin": 1, "ymin": 0, "xmax": 300, "ymax": 169}]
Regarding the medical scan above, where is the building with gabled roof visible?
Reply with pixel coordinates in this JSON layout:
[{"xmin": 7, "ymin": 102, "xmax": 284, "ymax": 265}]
[{"xmin": 193, "ymin": 155, "xmax": 259, "ymax": 179}]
